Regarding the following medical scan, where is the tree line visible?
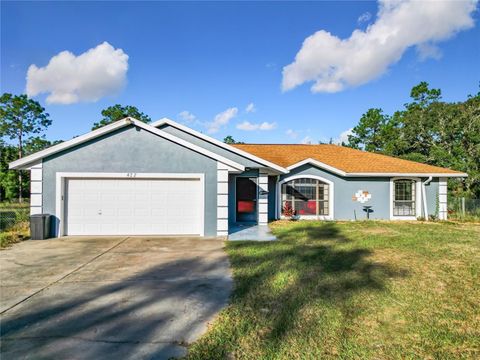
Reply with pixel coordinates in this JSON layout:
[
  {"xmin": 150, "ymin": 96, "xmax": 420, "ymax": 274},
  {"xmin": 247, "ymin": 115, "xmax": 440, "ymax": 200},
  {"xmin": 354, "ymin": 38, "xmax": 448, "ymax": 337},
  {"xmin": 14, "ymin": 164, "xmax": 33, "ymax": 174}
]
[
  {"xmin": 1, "ymin": 81, "xmax": 479, "ymax": 202},
  {"xmin": 346, "ymin": 82, "xmax": 479, "ymax": 197}
]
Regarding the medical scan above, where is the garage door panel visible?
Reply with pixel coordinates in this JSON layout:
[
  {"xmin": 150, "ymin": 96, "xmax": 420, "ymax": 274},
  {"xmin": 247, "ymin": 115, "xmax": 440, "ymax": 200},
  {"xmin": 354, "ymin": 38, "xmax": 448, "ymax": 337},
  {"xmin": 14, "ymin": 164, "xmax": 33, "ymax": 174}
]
[{"xmin": 65, "ymin": 177, "xmax": 203, "ymax": 236}]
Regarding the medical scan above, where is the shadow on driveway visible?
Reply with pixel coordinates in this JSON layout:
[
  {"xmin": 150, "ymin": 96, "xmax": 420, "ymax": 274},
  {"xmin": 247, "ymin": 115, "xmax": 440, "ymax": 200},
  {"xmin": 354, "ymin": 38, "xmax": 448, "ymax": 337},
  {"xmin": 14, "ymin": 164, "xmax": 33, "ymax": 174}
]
[{"xmin": 0, "ymin": 238, "xmax": 232, "ymax": 359}]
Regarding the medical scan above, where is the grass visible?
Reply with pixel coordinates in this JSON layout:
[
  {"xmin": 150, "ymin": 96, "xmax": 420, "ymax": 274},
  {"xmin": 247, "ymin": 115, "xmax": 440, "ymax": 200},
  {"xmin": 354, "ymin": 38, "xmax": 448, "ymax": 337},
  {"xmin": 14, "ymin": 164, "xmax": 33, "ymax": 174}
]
[
  {"xmin": 186, "ymin": 221, "xmax": 480, "ymax": 359},
  {"xmin": 0, "ymin": 201, "xmax": 30, "ymax": 248},
  {"xmin": 0, "ymin": 221, "xmax": 30, "ymax": 248}
]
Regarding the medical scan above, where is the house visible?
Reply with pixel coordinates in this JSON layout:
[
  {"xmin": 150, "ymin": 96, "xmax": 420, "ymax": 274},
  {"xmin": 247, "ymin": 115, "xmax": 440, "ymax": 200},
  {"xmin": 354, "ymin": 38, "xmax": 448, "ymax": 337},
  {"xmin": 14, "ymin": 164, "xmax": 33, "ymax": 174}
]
[{"xmin": 9, "ymin": 117, "xmax": 467, "ymax": 238}]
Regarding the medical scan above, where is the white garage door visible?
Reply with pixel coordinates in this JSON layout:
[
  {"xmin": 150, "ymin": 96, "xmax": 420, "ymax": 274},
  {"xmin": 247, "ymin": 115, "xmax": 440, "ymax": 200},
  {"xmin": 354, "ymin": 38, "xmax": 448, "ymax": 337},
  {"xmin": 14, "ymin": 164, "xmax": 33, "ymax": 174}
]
[{"xmin": 65, "ymin": 178, "xmax": 203, "ymax": 236}]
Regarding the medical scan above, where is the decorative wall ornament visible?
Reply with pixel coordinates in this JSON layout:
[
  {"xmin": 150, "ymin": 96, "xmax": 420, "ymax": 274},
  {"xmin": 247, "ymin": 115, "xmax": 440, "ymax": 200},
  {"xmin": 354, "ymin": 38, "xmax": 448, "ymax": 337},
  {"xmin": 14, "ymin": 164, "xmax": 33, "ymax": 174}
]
[{"xmin": 353, "ymin": 190, "xmax": 372, "ymax": 204}]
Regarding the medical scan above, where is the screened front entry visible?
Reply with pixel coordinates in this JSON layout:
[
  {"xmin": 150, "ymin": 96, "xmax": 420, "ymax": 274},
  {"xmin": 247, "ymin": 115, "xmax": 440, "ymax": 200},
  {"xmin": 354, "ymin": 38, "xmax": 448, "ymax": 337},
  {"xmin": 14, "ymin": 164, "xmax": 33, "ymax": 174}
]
[
  {"xmin": 393, "ymin": 179, "xmax": 416, "ymax": 216},
  {"xmin": 281, "ymin": 178, "xmax": 330, "ymax": 218}
]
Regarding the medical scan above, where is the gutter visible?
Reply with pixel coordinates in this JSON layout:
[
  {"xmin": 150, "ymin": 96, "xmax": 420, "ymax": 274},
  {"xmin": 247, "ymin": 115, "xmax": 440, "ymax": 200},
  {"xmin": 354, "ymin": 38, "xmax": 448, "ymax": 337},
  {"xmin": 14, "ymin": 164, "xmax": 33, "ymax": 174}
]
[{"xmin": 422, "ymin": 176, "xmax": 433, "ymax": 221}]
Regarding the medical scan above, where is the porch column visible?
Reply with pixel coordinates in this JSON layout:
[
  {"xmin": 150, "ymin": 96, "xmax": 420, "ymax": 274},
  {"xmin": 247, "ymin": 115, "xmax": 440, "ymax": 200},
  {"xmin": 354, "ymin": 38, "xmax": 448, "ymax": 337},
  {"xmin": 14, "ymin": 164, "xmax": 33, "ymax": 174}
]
[
  {"xmin": 217, "ymin": 162, "xmax": 229, "ymax": 237},
  {"xmin": 258, "ymin": 172, "xmax": 268, "ymax": 225},
  {"xmin": 438, "ymin": 177, "xmax": 448, "ymax": 220}
]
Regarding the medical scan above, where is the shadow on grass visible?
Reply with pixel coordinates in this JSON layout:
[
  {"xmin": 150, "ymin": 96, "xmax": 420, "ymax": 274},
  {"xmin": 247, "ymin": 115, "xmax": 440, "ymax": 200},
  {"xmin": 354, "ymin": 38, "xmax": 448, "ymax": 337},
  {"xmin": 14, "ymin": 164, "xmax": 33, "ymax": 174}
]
[{"xmin": 188, "ymin": 221, "xmax": 409, "ymax": 358}]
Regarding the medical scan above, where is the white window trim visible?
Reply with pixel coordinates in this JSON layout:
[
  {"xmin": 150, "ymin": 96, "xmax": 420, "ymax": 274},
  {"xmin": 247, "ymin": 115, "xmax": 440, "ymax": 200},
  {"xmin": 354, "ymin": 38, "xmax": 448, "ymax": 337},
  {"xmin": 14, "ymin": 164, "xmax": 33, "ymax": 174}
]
[
  {"xmin": 277, "ymin": 174, "xmax": 334, "ymax": 220},
  {"xmin": 389, "ymin": 177, "xmax": 422, "ymax": 220},
  {"xmin": 55, "ymin": 172, "xmax": 205, "ymax": 237}
]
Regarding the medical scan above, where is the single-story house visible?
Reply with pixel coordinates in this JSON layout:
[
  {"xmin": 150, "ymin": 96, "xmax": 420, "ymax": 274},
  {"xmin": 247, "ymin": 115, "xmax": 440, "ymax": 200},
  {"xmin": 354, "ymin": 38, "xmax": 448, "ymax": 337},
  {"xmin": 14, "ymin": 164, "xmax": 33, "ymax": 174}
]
[{"xmin": 9, "ymin": 117, "xmax": 467, "ymax": 238}]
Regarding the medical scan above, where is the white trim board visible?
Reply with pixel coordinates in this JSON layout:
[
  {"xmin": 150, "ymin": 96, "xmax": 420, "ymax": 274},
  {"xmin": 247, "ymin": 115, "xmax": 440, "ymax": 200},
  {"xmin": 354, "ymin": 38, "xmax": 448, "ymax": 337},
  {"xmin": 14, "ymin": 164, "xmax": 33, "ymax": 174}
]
[
  {"xmin": 55, "ymin": 172, "xmax": 205, "ymax": 237},
  {"xmin": 277, "ymin": 174, "xmax": 334, "ymax": 221},
  {"xmin": 438, "ymin": 177, "xmax": 448, "ymax": 220},
  {"xmin": 217, "ymin": 162, "xmax": 230, "ymax": 237},
  {"xmin": 29, "ymin": 161, "xmax": 43, "ymax": 215},
  {"xmin": 152, "ymin": 118, "xmax": 289, "ymax": 174},
  {"xmin": 10, "ymin": 117, "xmax": 245, "ymax": 172}
]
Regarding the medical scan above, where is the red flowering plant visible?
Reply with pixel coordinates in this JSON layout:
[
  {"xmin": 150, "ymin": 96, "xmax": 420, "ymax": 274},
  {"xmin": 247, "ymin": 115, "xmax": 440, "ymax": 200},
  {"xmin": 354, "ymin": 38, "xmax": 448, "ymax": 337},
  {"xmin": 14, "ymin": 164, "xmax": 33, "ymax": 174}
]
[{"xmin": 282, "ymin": 202, "xmax": 296, "ymax": 220}]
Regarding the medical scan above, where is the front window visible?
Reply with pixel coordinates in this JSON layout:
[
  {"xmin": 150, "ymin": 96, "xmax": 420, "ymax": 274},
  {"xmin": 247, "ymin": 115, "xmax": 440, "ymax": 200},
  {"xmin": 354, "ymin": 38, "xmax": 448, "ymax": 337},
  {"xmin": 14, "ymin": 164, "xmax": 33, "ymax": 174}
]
[
  {"xmin": 281, "ymin": 178, "xmax": 329, "ymax": 216},
  {"xmin": 393, "ymin": 179, "xmax": 416, "ymax": 216}
]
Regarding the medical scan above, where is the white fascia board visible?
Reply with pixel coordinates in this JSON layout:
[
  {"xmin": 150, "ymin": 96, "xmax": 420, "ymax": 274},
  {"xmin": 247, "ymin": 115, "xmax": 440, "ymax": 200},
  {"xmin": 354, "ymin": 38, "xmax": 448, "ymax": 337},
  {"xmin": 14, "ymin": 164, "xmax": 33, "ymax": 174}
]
[
  {"xmin": 152, "ymin": 118, "xmax": 289, "ymax": 174},
  {"xmin": 10, "ymin": 117, "xmax": 245, "ymax": 172},
  {"xmin": 131, "ymin": 120, "xmax": 244, "ymax": 171},
  {"xmin": 286, "ymin": 158, "xmax": 347, "ymax": 176},
  {"xmin": 345, "ymin": 172, "xmax": 468, "ymax": 178},
  {"xmin": 9, "ymin": 119, "xmax": 131, "ymax": 170},
  {"xmin": 286, "ymin": 159, "xmax": 467, "ymax": 178}
]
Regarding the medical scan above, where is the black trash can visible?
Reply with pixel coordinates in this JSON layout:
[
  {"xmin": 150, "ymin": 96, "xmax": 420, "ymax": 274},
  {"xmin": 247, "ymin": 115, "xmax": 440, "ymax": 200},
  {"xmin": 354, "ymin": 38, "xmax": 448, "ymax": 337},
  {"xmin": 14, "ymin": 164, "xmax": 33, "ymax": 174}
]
[{"xmin": 30, "ymin": 214, "xmax": 51, "ymax": 240}]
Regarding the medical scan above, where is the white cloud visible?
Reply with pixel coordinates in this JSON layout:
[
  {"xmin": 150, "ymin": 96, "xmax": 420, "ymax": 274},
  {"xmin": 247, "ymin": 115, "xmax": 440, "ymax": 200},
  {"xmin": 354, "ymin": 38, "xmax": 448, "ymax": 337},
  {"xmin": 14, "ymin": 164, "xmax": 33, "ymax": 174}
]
[
  {"xmin": 334, "ymin": 128, "xmax": 354, "ymax": 145},
  {"xmin": 245, "ymin": 102, "xmax": 256, "ymax": 113},
  {"xmin": 236, "ymin": 121, "xmax": 277, "ymax": 131},
  {"xmin": 300, "ymin": 136, "xmax": 313, "ymax": 144},
  {"xmin": 178, "ymin": 110, "xmax": 196, "ymax": 122},
  {"xmin": 282, "ymin": 0, "xmax": 477, "ymax": 93},
  {"xmin": 416, "ymin": 43, "xmax": 443, "ymax": 61},
  {"xmin": 207, "ymin": 107, "xmax": 238, "ymax": 133},
  {"xmin": 358, "ymin": 11, "xmax": 372, "ymax": 24},
  {"xmin": 286, "ymin": 129, "xmax": 299, "ymax": 139},
  {"xmin": 26, "ymin": 42, "xmax": 129, "ymax": 104}
]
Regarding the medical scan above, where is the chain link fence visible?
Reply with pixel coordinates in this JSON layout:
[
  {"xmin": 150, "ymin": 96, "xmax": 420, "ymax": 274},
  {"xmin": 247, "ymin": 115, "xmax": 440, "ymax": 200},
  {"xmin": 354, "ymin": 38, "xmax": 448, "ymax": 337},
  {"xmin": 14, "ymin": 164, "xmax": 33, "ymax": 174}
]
[
  {"xmin": 0, "ymin": 204, "xmax": 30, "ymax": 232},
  {"xmin": 448, "ymin": 197, "xmax": 480, "ymax": 221}
]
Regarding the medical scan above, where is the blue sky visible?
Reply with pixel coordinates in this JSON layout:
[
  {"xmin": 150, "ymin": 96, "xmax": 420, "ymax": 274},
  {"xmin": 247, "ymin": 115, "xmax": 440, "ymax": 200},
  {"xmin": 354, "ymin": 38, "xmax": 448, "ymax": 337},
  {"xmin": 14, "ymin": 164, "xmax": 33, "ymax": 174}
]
[{"xmin": 1, "ymin": 1, "xmax": 479, "ymax": 144}]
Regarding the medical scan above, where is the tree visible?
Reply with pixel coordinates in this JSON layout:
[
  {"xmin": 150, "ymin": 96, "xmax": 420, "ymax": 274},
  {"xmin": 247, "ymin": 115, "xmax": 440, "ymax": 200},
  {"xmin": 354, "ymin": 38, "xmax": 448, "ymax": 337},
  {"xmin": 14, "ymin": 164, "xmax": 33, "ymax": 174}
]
[
  {"xmin": 92, "ymin": 104, "xmax": 151, "ymax": 130},
  {"xmin": 345, "ymin": 82, "xmax": 480, "ymax": 197},
  {"xmin": 24, "ymin": 136, "xmax": 63, "ymax": 156},
  {"xmin": 0, "ymin": 93, "xmax": 52, "ymax": 202},
  {"xmin": 347, "ymin": 108, "xmax": 392, "ymax": 152},
  {"xmin": 223, "ymin": 135, "xmax": 244, "ymax": 144},
  {"xmin": 0, "ymin": 141, "xmax": 20, "ymax": 201}
]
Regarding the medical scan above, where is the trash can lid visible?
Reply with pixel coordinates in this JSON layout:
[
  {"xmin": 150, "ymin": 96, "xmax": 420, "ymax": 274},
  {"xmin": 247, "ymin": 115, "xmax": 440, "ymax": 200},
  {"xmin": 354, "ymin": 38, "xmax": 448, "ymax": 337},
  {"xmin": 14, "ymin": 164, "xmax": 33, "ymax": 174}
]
[{"xmin": 31, "ymin": 214, "xmax": 50, "ymax": 217}]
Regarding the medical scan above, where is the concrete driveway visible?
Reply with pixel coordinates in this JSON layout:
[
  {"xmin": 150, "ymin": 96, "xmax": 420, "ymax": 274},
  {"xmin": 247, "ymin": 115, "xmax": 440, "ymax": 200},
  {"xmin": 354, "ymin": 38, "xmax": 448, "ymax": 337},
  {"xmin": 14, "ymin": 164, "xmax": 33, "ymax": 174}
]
[{"xmin": 0, "ymin": 236, "xmax": 232, "ymax": 359}]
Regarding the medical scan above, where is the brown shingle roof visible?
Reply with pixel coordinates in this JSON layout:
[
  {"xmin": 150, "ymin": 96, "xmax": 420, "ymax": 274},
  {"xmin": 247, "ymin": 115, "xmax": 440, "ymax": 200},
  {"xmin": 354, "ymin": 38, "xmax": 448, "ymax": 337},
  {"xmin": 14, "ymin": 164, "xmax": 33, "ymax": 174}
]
[{"xmin": 232, "ymin": 144, "xmax": 464, "ymax": 175}]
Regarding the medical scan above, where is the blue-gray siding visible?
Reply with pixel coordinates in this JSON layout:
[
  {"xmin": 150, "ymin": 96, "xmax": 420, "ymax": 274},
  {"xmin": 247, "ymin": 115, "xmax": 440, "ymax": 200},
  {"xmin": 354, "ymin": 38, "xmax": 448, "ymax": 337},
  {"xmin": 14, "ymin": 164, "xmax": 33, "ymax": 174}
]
[
  {"xmin": 279, "ymin": 164, "xmax": 439, "ymax": 220},
  {"xmin": 42, "ymin": 125, "xmax": 218, "ymax": 236},
  {"xmin": 159, "ymin": 124, "xmax": 265, "ymax": 168}
]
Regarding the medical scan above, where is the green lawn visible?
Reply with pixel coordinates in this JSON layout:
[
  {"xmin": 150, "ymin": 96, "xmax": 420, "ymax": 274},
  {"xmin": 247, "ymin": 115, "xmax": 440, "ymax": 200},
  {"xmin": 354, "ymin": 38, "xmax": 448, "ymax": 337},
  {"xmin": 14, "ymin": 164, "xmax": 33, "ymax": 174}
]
[{"xmin": 186, "ymin": 221, "xmax": 480, "ymax": 359}]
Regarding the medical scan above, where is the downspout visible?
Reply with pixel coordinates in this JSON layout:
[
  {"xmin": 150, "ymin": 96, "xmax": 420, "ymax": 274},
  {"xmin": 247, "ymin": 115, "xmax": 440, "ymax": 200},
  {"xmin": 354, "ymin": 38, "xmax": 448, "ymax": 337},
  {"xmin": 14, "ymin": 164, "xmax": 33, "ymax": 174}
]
[{"xmin": 422, "ymin": 176, "xmax": 433, "ymax": 221}]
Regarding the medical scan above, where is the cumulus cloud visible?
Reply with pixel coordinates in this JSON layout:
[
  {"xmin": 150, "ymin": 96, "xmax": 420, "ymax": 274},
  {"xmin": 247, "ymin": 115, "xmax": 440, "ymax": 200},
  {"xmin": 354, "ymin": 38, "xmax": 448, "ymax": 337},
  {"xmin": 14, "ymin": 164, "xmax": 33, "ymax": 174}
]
[
  {"xmin": 207, "ymin": 107, "xmax": 238, "ymax": 133},
  {"xmin": 334, "ymin": 128, "xmax": 354, "ymax": 145},
  {"xmin": 236, "ymin": 121, "xmax": 277, "ymax": 131},
  {"xmin": 245, "ymin": 102, "xmax": 256, "ymax": 113},
  {"xmin": 286, "ymin": 129, "xmax": 299, "ymax": 139},
  {"xmin": 358, "ymin": 11, "xmax": 372, "ymax": 24},
  {"xmin": 178, "ymin": 110, "xmax": 196, "ymax": 122},
  {"xmin": 26, "ymin": 42, "xmax": 129, "ymax": 104},
  {"xmin": 282, "ymin": 0, "xmax": 477, "ymax": 93}
]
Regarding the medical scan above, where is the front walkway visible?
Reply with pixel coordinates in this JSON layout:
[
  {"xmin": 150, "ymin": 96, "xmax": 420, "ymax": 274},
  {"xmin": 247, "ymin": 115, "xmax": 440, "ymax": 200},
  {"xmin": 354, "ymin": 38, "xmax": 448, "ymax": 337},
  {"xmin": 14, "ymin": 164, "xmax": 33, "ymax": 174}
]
[
  {"xmin": 228, "ymin": 223, "xmax": 277, "ymax": 241},
  {"xmin": 0, "ymin": 236, "xmax": 232, "ymax": 359}
]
